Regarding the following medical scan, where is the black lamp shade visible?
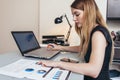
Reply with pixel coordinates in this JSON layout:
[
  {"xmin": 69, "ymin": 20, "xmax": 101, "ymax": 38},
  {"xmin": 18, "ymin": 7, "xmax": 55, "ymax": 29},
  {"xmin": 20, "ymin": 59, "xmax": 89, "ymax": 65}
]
[
  {"xmin": 54, "ymin": 14, "xmax": 72, "ymax": 45},
  {"xmin": 54, "ymin": 17, "xmax": 63, "ymax": 24}
]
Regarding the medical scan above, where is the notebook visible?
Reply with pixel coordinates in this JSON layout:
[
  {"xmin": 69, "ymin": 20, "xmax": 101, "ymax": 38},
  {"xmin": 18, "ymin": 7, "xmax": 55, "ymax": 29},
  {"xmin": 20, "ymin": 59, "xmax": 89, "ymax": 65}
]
[{"xmin": 11, "ymin": 31, "xmax": 60, "ymax": 59}]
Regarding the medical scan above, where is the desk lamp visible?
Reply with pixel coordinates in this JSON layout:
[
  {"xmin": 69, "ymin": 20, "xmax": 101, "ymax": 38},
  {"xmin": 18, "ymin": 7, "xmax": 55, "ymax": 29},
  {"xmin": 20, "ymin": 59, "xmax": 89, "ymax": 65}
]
[{"xmin": 54, "ymin": 14, "xmax": 72, "ymax": 46}]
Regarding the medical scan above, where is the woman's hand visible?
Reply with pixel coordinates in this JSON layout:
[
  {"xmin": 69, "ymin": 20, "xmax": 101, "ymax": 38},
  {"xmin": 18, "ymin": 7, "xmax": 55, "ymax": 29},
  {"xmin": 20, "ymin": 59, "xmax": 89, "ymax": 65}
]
[
  {"xmin": 37, "ymin": 60, "xmax": 60, "ymax": 68},
  {"xmin": 47, "ymin": 44, "xmax": 62, "ymax": 51}
]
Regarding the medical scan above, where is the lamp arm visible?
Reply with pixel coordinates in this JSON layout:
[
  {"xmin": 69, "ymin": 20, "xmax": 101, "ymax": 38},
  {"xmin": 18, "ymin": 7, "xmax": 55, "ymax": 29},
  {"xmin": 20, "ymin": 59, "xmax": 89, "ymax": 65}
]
[
  {"xmin": 65, "ymin": 27, "xmax": 72, "ymax": 42},
  {"xmin": 64, "ymin": 14, "xmax": 72, "ymax": 28},
  {"xmin": 64, "ymin": 14, "xmax": 72, "ymax": 42}
]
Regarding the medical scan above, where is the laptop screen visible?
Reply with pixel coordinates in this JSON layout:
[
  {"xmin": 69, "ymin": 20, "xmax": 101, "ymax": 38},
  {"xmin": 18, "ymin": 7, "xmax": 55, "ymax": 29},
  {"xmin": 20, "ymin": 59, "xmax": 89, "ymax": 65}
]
[{"xmin": 11, "ymin": 31, "xmax": 40, "ymax": 53}]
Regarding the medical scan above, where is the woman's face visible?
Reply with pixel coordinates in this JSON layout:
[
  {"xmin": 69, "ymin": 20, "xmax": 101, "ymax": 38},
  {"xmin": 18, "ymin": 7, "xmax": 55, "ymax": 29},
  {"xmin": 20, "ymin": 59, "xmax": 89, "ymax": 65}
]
[{"xmin": 71, "ymin": 8, "xmax": 84, "ymax": 28}]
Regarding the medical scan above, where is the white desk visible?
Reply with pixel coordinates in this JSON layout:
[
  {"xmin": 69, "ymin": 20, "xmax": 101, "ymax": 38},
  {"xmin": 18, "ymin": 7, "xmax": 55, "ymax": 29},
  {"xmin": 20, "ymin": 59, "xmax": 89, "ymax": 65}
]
[{"xmin": 0, "ymin": 51, "xmax": 83, "ymax": 80}]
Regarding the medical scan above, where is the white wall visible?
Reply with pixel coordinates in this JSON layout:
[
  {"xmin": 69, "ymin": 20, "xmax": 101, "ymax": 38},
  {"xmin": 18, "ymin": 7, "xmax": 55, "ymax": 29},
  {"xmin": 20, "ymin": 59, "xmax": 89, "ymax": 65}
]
[
  {"xmin": 40, "ymin": 0, "xmax": 74, "ymax": 44},
  {"xmin": 95, "ymin": 0, "xmax": 107, "ymax": 21},
  {"xmin": 0, "ymin": 0, "xmax": 107, "ymax": 53},
  {"xmin": 39, "ymin": 0, "xmax": 107, "ymax": 46},
  {"xmin": 0, "ymin": 0, "xmax": 39, "ymax": 53}
]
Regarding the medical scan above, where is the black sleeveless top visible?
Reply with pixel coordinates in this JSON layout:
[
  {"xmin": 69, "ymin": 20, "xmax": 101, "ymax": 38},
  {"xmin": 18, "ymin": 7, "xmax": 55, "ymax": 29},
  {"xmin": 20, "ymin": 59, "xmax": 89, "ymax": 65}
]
[{"xmin": 84, "ymin": 26, "xmax": 112, "ymax": 80}]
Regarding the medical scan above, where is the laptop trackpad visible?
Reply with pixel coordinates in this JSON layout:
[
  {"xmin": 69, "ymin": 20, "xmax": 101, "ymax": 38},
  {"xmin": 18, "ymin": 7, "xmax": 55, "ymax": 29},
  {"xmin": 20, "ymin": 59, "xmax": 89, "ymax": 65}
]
[{"xmin": 24, "ymin": 48, "xmax": 59, "ymax": 59}]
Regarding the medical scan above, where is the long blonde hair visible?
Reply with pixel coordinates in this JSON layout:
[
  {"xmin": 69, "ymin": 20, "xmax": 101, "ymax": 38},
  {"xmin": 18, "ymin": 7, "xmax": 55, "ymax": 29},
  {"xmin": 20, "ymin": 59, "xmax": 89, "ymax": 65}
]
[{"xmin": 71, "ymin": 0, "xmax": 114, "ymax": 62}]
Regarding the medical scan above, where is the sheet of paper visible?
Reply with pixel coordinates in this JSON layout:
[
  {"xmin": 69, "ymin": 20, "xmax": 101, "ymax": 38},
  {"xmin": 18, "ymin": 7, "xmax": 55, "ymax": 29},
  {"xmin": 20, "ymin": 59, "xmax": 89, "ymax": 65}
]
[
  {"xmin": 0, "ymin": 59, "xmax": 70, "ymax": 80},
  {"xmin": 111, "ymin": 77, "xmax": 120, "ymax": 80},
  {"xmin": 44, "ymin": 68, "xmax": 70, "ymax": 80}
]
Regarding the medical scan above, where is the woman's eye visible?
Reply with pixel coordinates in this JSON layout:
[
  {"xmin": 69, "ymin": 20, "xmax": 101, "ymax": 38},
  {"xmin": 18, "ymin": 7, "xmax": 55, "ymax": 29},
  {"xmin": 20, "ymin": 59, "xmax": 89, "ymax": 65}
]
[{"xmin": 75, "ymin": 14, "xmax": 80, "ymax": 16}]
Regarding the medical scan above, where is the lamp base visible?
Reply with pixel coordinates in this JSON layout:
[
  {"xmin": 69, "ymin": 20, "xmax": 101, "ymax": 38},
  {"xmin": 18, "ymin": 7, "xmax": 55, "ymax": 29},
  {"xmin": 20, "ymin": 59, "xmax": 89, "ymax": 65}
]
[{"xmin": 63, "ymin": 42, "xmax": 69, "ymax": 46}]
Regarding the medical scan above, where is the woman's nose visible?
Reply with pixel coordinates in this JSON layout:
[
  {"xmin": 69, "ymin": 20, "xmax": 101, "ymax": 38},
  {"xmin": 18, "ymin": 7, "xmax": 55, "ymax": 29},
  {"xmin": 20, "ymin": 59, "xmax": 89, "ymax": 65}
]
[{"xmin": 73, "ymin": 16, "xmax": 76, "ymax": 21}]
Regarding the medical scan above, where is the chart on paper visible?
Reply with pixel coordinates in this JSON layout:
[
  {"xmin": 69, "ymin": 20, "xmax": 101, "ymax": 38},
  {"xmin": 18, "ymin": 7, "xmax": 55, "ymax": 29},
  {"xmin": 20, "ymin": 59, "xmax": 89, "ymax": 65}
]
[{"xmin": 0, "ymin": 59, "xmax": 70, "ymax": 80}]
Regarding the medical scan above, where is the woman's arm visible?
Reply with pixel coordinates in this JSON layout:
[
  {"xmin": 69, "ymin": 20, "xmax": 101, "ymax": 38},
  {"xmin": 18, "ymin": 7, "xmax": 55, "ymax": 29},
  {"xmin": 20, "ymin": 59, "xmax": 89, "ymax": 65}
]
[
  {"xmin": 39, "ymin": 31, "xmax": 107, "ymax": 78},
  {"xmin": 58, "ymin": 31, "xmax": 107, "ymax": 78},
  {"xmin": 47, "ymin": 44, "xmax": 80, "ymax": 53}
]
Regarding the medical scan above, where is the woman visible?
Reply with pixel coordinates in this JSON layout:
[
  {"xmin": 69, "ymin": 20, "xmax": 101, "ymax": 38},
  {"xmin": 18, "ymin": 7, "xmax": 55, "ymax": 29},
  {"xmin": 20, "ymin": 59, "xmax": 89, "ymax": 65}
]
[{"xmin": 38, "ymin": 0, "xmax": 113, "ymax": 80}]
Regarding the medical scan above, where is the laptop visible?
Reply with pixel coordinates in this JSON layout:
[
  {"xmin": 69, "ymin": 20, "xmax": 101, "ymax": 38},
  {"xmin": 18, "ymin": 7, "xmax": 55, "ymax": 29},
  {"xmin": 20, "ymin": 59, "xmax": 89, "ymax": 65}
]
[{"xmin": 11, "ymin": 31, "xmax": 60, "ymax": 59}]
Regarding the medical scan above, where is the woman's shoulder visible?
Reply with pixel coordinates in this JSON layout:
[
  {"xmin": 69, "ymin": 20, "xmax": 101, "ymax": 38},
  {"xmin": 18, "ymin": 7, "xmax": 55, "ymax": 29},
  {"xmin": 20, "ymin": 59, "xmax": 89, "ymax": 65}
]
[
  {"xmin": 91, "ymin": 25, "xmax": 109, "ymax": 35},
  {"xmin": 91, "ymin": 25, "xmax": 112, "ymax": 43},
  {"xmin": 92, "ymin": 25, "xmax": 108, "ymax": 33}
]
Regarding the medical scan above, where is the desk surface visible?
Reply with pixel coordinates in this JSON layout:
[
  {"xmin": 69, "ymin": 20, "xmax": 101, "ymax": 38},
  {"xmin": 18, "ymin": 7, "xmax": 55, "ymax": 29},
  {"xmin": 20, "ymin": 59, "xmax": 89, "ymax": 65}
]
[{"xmin": 0, "ymin": 51, "xmax": 83, "ymax": 80}]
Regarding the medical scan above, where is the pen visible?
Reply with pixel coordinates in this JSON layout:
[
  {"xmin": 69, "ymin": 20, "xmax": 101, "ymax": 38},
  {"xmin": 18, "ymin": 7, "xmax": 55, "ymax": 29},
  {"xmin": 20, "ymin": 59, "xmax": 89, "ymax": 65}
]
[
  {"xmin": 42, "ymin": 67, "xmax": 53, "ymax": 78},
  {"xmin": 65, "ymin": 71, "xmax": 71, "ymax": 80}
]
